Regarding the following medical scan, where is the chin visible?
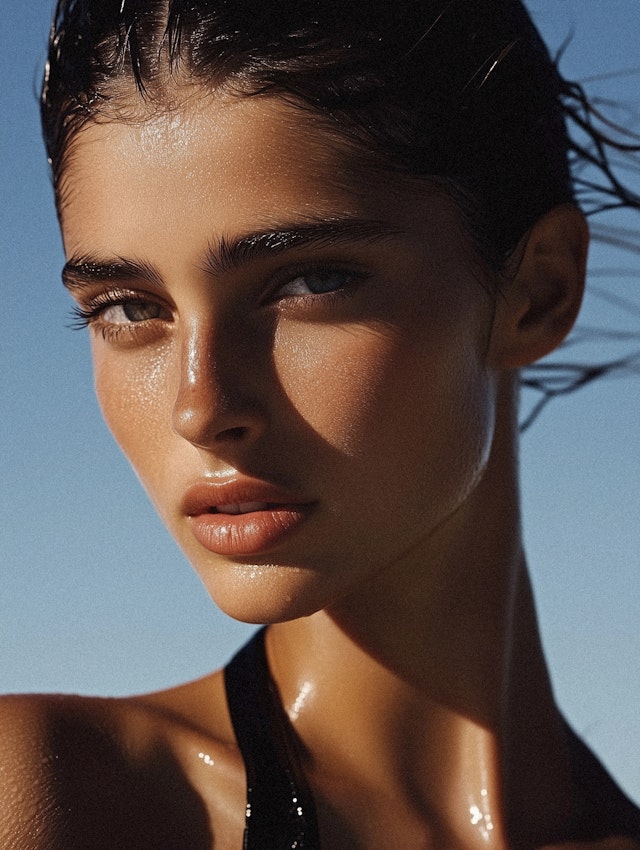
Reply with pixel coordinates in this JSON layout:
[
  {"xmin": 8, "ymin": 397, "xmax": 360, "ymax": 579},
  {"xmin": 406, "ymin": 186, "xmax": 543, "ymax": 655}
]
[{"xmin": 193, "ymin": 558, "xmax": 336, "ymax": 625}]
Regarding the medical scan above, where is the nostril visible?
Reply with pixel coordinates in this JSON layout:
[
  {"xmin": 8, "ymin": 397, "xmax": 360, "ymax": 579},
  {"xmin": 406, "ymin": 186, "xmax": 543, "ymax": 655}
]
[{"xmin": 216, "ymin": 426, "xmax": 249, "ymax": 442}]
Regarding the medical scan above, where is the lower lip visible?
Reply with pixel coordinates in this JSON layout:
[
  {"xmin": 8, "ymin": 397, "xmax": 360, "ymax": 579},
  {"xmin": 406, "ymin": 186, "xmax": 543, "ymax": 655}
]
[{"xmin": 187, "ymin": 506, "xmax": 312, "ymax": 557}]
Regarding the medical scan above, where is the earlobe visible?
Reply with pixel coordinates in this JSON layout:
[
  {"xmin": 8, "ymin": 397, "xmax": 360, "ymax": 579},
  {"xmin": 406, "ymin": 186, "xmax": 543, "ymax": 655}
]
[{"xmin": 488, "ymin": 205, "xmax": 589, "ymax": 369}]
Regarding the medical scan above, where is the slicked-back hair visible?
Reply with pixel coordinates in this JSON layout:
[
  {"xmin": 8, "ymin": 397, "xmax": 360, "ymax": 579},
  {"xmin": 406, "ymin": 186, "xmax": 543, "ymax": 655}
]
[{"xmin": 42, "ymin": 0, "xmax": 578, "ymax": 267}]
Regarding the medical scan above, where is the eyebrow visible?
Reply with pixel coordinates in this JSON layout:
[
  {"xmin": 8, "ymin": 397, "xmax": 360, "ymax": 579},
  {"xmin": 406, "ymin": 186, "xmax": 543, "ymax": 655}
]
[
  {"xmin": 62, "ymin": 217, "xmax": 404, "ymax": 291},
  {"xmin": 62, "ymin": 257, "xmax": 164, "ymax": 292},
  {"xmin": 204, "ymin": 218, "xmax": 404, "ymax": 276}
]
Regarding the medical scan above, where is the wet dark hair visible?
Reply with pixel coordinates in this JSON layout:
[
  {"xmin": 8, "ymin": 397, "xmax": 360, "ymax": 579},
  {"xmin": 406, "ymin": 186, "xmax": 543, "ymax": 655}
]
[
  {"xmin": 42, "ymin": 0, "xmax": 579, "ymax": 264},
  {"xmin": 41, "ymin": 0, "xmax": 639, "ymax": 422}
]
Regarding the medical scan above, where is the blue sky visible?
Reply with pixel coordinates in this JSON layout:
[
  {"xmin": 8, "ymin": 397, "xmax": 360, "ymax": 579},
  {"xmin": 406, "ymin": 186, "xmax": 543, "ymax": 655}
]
[{"xmin": 1, "ymin": 0, "xmax": 639, "ymax": 803}]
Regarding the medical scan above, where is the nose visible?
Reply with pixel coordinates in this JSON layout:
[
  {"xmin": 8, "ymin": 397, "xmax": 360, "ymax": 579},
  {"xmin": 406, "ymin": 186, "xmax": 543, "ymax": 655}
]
[{"xmin": 171, "ymin": 320, "xmax": 268, "ymax": 449}]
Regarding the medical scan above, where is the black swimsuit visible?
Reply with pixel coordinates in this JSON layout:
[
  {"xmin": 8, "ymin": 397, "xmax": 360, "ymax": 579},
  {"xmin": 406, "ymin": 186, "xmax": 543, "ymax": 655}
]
[
  {"xmin": 224, "ymin": 629, "xmax": 640, "ymax": 849},
  {"xmin": 224, "ymin": 628, "xmax": 321, "ymax": 850}
]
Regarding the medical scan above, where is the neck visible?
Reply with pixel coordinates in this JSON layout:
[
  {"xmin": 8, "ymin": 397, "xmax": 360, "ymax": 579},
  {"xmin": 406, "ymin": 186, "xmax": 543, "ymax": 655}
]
[{"xmin": 266, "ymin": 378, "xmax": 579, "ymax": 846}]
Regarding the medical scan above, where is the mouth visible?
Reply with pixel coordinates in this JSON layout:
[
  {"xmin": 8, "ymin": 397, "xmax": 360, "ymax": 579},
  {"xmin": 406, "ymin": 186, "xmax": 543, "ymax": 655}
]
[
  {"xmin": 182, "ymin": 477, "xmax": 311, "ymax": 517},
  {"xmin": 182, "ymin": 478, "xmax": 314, "ymax": 556},
  {"xmin": 209, "ymin": 502, "xmax": 273, "ymax": 515},
  {"xmin": 189, "ymin": 503, "xmax": 312, "ymax": 557}
]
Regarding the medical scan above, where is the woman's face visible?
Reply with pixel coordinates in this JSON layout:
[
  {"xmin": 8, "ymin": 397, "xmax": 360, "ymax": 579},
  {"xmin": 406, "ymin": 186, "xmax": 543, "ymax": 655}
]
[{"xmin": 60, "ymin": 92, "xmax": 499, "ymax": 623}]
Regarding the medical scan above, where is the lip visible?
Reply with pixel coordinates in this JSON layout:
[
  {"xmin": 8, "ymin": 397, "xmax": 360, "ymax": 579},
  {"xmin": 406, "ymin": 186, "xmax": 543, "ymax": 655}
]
[{"xmin": 181, "ymin": 478, "xmax": 315, "ymax": 557}]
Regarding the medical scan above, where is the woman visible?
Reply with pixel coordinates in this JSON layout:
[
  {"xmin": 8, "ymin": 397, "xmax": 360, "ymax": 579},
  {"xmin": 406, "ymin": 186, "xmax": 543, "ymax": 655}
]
[{"xmin": 1, "ymin": 0, "xmax": 638, "ymax": 846}]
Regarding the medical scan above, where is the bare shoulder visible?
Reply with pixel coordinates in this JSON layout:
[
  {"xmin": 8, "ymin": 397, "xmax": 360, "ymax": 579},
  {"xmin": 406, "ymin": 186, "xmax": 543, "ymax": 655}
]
[{"xmin": 0, "ymin": 681, "xmax": 244, "ymax": 850}]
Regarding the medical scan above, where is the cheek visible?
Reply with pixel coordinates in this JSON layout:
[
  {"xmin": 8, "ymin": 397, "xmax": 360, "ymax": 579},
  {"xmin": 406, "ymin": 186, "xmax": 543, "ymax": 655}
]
[
  {"xmin": 274, "ymin": 315, "xmax": 495, "ymax": 482},
  {"xmin": 272, "ymin": 321, "xmax": 396, "ymax": 456},
  {"xmin": 92, "ymin": 341, "xmax": 174, "ymax": 478},
  {"xmin": 274, "ymin": 312, "xmax": 497, "ymax": 552}
]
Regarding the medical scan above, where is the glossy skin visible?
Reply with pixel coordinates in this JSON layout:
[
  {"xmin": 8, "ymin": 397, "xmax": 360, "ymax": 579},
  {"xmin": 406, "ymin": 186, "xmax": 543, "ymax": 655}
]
[
  {"xmin": 3, "ymin": 87, "xmax": 637, "ymax": 849},
  {"xmin": 61, "ymin": 93, "xmax": 498, "ymax": 626}
]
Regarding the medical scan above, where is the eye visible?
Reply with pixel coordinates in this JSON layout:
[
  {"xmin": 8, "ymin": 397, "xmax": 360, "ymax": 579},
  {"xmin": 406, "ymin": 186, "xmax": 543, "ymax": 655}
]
[
  {"xmin": 70, "ymin": 290, "xmax": 173, "ymax": 343},
  {"xmin": 101, "ymin": 300, "xmax": 166, "ymax": 324},
  {"xmin": 275, "ymin": 269, "xmax": 354, "ymax": 299}
]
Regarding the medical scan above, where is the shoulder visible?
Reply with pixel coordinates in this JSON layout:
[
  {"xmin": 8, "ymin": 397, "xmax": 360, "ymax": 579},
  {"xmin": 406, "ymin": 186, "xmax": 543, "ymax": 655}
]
[
  {"xmin": 0, "ymin": 692, "xmax": 131, "ymax": 848},
  {"xmin": 0, "ymin": 682, "xmax": 243, "ymax": 849}
]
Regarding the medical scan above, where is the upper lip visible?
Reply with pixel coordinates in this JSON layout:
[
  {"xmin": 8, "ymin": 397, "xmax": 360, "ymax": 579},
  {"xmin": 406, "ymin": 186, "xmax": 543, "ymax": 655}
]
[{"xmin": 181, "ymin": 477, "xmax": 312, "ymax": 516}]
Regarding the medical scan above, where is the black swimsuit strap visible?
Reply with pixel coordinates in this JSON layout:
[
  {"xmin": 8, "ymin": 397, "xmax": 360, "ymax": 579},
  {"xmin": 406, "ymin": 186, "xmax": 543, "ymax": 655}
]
[{"xmin": 224, "ymin": 628, "xmax": 322, "ymax": 850}]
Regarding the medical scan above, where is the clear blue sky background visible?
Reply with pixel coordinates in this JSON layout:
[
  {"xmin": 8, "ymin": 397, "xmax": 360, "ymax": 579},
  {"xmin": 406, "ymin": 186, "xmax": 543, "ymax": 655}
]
[{"xmin": 1, "ymin": 0, "xmax": 639, "ymax": 804}]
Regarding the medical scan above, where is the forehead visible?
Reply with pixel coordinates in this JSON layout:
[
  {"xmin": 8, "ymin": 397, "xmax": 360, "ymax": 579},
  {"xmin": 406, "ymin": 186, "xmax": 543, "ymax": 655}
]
[
  {"xmin": 62, "ymin": 95, "xmax": 368, "ymax": 240},
  {"xmin": 59, "ymin": 91, "xmax": 478, "ymax": 282}
]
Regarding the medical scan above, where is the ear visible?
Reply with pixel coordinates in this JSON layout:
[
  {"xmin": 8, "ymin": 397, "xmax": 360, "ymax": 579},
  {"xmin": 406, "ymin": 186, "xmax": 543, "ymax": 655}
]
[{"xmin": 488, "ymin": 205, "xmax": 588, "ymax": 369}]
